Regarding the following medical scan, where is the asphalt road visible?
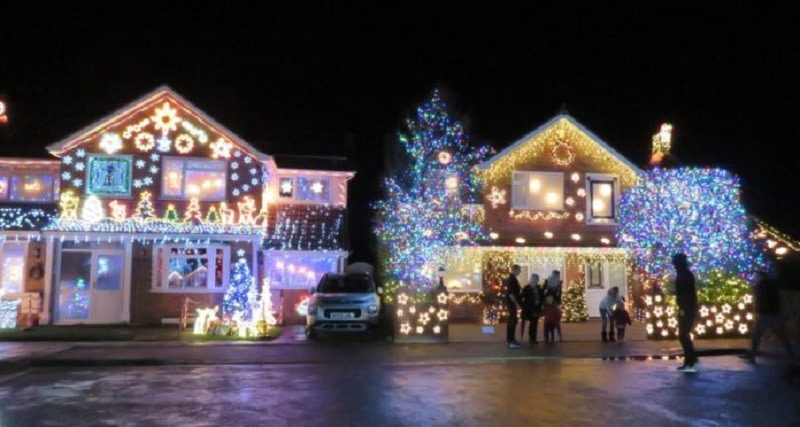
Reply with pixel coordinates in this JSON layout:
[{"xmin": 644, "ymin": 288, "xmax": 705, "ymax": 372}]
[{"xmin": 1, "ymin": 355, "xmax": 798, "ymax": 427}]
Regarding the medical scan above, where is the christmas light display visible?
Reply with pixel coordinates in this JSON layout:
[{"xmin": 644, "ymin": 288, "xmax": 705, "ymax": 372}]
[
  {"xmin": 395, "ymin": 291, "xmax": 449, "ymax": 337},
  {"xmin": 0, "ymin": 287, "xmax": 21, "ymax": 329},
  {"xmin": 374, "ymin": 89, "xmax": 492, "ymax": 287},
  {"xmin": 0, "ymin": 207, "xmax": 56, "ymax": 231},
  {"xmin": 193, "ymin": 306, "xmax": 219, "ymax": 335},
  {"xmin": 617, "ymin": 167, "xmax": 766, "ymax": 281},
  {"xmin": 222, "ymin": 258, "xmax": 255, "ymax": 319},
  {"xmin": 562, "ymin": 283, "xmax": 588, "ymax": 322},
  {"xmin": 67, "ymin": 278, "xmax": 90, "ymax": 319}
]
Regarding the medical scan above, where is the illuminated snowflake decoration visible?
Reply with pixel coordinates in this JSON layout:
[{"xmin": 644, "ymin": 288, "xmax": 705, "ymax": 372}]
[
  {"xmin": 143, "ymin": 177, "xmax": 153, "ymax": 186},
  {"xmin": 231, "ymin": 162, "xmax": 239, "ymax": 170},
  {"xmin": 99, "ymin": 133, "xmax": 123, "ymax": 154},
  {"xmin": 234, "ymin": 150, "xmax": 242, "ymax": 158},
  {"xmin": 409, "ymin": 306, "xmax": 417, "ymax": 314},
  {"xmin": 433, "ymin": 325, "xmax": 441, "ymax": 334},
  {"xmin": 667, "ymin": 317, "xmax": 678, "ymax": 328},
  {"xmin": 210, "ymin": 139, "xmax": 233, "ymax": 159},
  {"xmin": 231, "ymin": 173, "xmax": 239, "ymax": 181},
  {"xmin": 577, "ymin": 188, "xmax": 586, "ymax": 197},
  {"xmin": 75, "ymin": 162, "xmax": 85, "ymax": 172},
  {"xmin": 722, "ymin": 304, "xmax": 732, "ymax": 314},
  {"xmin": 242, "ymin": 184, "xmax": 250, "ymax": 191},
  {"xmin": 251, "ymin": 178, "xmax": 259, "ymax": 186},
  {"xmin": 565, "ymin": 197, "xmax": 575, "ymax": 207},
  {"xmin": 486, "ymin": 186, "xmax": 507, "ymax": 208},
  {"xmin": 76, "ymin": 149, "xmax": 86, "ymax": 158},
  {"xmin": 151, "ymin": 102, "xmax": 180, "ymax": 136},
  {"xmin": 280, "ymin": 180, "xmax": 292, "ymax": 194},
  {"xmin": 175, "ymin": 134, "xmax": 194, "ymax": 154},
  {"xmin": 310, "ymin": 182, "xmax": 323, "ymax": 194},
  {"xmin": 150, "ymin": 153, "xmax": 160, "ymax": 162},
  {"xmin": 133, "ymin": 179, "xmax": 143, "ymax": 189},
  {"xmin": 232, "ymin": 189, "xmax": 240, "ymax": 196},
  {"xmin": 72, "ymin": 178, "xmax": 83, "ymax": 187},
  {"xmin": 157, "ymin": 136, "xmax": 172, "ymax": 152},
  {"xmin": 149, "ymin": 165, "xmax": 159, "ymax": 175},
  {"xmin": 243, "ymin": 156, "xmax": 252, "ymax": 164},
  {"xmin": 416, "ymin": 326, "xmax": 424, "ymax": 334},
  {"xmin": 61, "ymin": 171, "xmax": 71, "ymax": 180},
  {"xmin": 135, "ymin": 133, "xmax": 155, "ymax": 152},
  {"xmin": 136, "ymin": 159, "xmax": 146, "ymax": 169},
  {"xmin": 63, "ymin": 156, "xmax": 73, "ymax": 165},
  {"xmin": 249, "ymin": 168, "xmax": 257, "ymax": 175}
]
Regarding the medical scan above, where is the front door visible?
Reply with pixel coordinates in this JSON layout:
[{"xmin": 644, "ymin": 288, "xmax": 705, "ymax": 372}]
[{"xmin": 57, "ymin": 250, "xmax": 125, "ymax": 324}]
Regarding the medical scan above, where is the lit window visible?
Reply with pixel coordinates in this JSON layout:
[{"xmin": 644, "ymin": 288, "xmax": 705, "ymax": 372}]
[
  {"xmin": 152, "ymin": 244, "xmax": 229, "ymax": 292},
  {"xmin": 8, "ymin": 172, "xmax": 58, "ymax": 202},
  {"xmin": 279, "ymin": 176, "xmax": 330, "ymax": 203},
  {"xmin": 265, "ymin": 253, "xmax": 340, "ymax": 289},
  {"xmin": 279, "ymin": 177, "xmax": 294, "ymax": 199},
  {"xmin": 161, "ymin": 157, "xmax": 226, "ymax": 201},
  {"xmin": 586, "ymin": 173, "xmax": 619, "ymax": 223},
  {"xmin": 512, "ymin": 171, "xmax": 564, "ymax": 210},
  {"xmin": 0, "ymin": 174, "xmax": 8, "ymax": 200},
  {"xmin": 87, "ymin": 155, "xmax": 132, "ymax": 196},
  {"xmin": 1, "ymin": 242, "xmax": 26, "ymax": 293}
]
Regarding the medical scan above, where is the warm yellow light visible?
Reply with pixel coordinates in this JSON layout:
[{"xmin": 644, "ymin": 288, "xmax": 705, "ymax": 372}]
[
  {"xmin": 599, "ymin": 183, "xmax": 612, "ymax": 196},
  {"xmin": 489, "ymin": 232, "xmax": 499, "ymax": 240},
  {"xmin": 311, "ymin": 181, "xmax": 324, "ymax": 194},
  {"xmin": 577, "ymin": 188, "xmax": 586, "ymax": 197},
  {"xmin": 545, "ymin": 192, "xmax": 559, "ymax": 204},
  {"xmin": 571, "ymin": 233, "xmax": 581, "ymax": 241},
  {"xmin": 571, "ymin": 172, "xmax": 580, "ymax": 182},
  {"xmin": 280, "ymin": 180, "xmax": 293, "ymax": 194},
  {"xmin": 775, "ymin": 247, "xmax": 788, "ymax": 255},
  {"xmin": 766, "ymin": 239, "xmax": 777, "ymax": 248},
  {"xmin": 515, "ymin": 237, "xmax": 526, "ymax": 244},
  {"xmin": 529, "ymin": 179, "xmax": 541, "ymax": 193},
  {"xmin": 600, "ymin": 237, "xmax": 610, "ymax": 245},
  {"xmin": 544, "ymin": 231, "xmax": 554, "ymax": 239},
  {"xmin": 445, "ymin": 176, "xmax": 459, "ymax": 193},
  {"xmin": 592, "ymin": 199, "xmax": 605, "ymax": 212}
]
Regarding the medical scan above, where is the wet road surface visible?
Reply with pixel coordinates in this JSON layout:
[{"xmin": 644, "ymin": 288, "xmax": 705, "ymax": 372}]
[{"xmin": 1, "ymin": 355, "xmax": 798, "ymax": 426}]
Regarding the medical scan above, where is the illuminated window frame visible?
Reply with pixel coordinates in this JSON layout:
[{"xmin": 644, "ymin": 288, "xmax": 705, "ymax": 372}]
[
  {"xmin": 0, "ymin": 241, "xmax": 28, "ymax": 294},
  {"xmin": 160, "ymin": 157, "xmax": 227, "ymax": 202},
  {"xmin": 585, "ymin": 173, "xmax": 620, "ymax": 225},
  {"xmin": 0, "ymin": 170, "xmax": 59, "ymax": 202},
  {"xmin": 151, "ymin": 244, "xmax": 230, "ymax": 293},
  {"xmin": 511, "ymin": 171, "xmax": 564, "ymax": 211},
  {"xmin": 86, "ymin": 155, "xmax": 133, "ymax": 197},
  {"xmin": 278, "ymin": 176, "xmax": 331, "ymax": 204}
]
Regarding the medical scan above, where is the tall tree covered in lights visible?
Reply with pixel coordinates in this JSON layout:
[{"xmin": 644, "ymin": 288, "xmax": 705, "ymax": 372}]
[
  {"xmin": 617, "ymin": 167, "xmax": 766, "ymax": 281},
  {"xmin": 375, "ymin": 89, "xmax": 492, "ymax": 287},
  {"xmin": 222, "ymin": 258, "xmax": 255, "ymax": 319}
]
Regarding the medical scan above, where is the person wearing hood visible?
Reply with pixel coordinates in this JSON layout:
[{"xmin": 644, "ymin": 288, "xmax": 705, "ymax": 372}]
[
  {"xmin": 673, "ymin": 253, "xmax": 698, "ymax": 373},
  {"xmin": 599, "ymin": 286, "xmax": 623, "ymax": 342}
]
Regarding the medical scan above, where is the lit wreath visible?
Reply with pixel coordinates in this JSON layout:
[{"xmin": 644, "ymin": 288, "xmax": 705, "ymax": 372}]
[
  {"xmin": 134, "ymin": 133, "xmax": 155, "ymax": 152},
  {"xmin": 551, "ymin": 140, "xmax": 575, "ymax": 166},
  {"xmin": 175, "ymin": 134, "xmax": 194, "ymax": 154}
]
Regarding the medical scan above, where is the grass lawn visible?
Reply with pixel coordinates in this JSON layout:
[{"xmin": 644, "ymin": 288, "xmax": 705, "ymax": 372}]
[{"xmin": 0, "ymin": 325, "xmax": 283, "ymax": 342}]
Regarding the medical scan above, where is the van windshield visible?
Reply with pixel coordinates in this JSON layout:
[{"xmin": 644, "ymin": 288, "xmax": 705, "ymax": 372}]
[{"xmin": 317, "ymin": 275, "xmax": 374, "ymax": 293}]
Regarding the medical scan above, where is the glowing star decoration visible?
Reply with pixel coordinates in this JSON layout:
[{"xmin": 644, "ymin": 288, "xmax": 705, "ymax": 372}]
[
  {"xmin": 134, "ymin": 133, "xmax": 155, "ymax": 152},
  {"xmin": 311, "ymin": 181, "xmax": 324, "ymax": 194},
  {"xmin": 80, "ymin": 196, "xmax": 105, "ymax": 223},
  {"xmin": 231, "ymin": 173, "xmax": 239, "ymax": 182},
  {"xmin": 99, "ymin": 133, "xmax": 123, "ymax": 154},
  {"xmin": 193, "ymin": 306, "xmax": 219, "ymax": 335},
  {"xmin": 280, "ymin": 180, "xmax": 293, "ymax": 195},
  {"xmin": 419, "ymin": 312, "xmax": 431, "ymax": 325},
  {"xmin": 238, "ymin": 196, "xmax": 257, "ymax": 225},
  {"xmin": 437, "ymin": 292, "xmax": 448, "ymax": 304},
  {"xmin": 437, "ymin": 309, "xmax": 448, "ymax": 321},
  {"xmin": 220, "ymin": 202, "xmax": 236, "ymax": 224},
  {"xmin": 174, "ymin": 134, "xmax": 194, "ymax": 154},
  {"xmin": 59, "ymin": 191, "xmax": 80, "ymax": 220},
  {"xmin": 152, "ymin": 102, "xmax": 180, "ymax": 136},
  {"xmin": 486, "ymin": 186, "xmax": 507, "ymax": 208},
  {"xmin": 398, "ymin": 293, "xmax": 409, "ymax": 305},
  {"xmin": 400, "ymin": 322, "xmax": 412, "ymax": 334},
  {"xmin": 157, "ymin": 136, "xmax": 172, "ymax": 152},
  {"xmin": 210, "ymin": 138, "xmax": 234, "ymax": 159},
  {"xmin": 108, "ymin": 200, "xmax": 127, "ymax": 222}
]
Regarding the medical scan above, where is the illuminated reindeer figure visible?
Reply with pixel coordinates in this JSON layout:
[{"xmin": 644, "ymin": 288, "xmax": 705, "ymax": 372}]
[{"xmin": 193, "ymin": 306, "xmax": 219, "ymax": 335}]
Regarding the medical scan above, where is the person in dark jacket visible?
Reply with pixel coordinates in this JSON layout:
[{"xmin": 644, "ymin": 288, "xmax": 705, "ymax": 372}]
[
  {"xmin": 673, "ymin": 253, "xmax": 698, "ymax": 372},
  {"xmin": 612, "ymin": 298, "xmax": 632, "ymax": 343},
  {"xmin": 520, "ymin": 273, "xmax": 543, "ymax": 343},
  {"xmin": 505, "ymin": 264, "xmax": 523, "ymax": 349},
  {"xmin": 741, "ymin": 270, "xmax": 795, "ymax": 363}
]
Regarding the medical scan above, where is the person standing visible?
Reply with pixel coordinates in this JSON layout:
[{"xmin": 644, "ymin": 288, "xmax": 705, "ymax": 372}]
[
  {"xmin": 544, "ymin": 270, "xmax": 562, "ymax": 305},
  {"xmin": 505, "ymin": 264, "xmax": 523, "ymax": 349},
  {"xmin": 520, "ymin": 273, "xmax": 542, "ymax": 343},
  {"xmin": 599, "ymin": 286, "xmax": 622, "ymax": 342},
  {"xmin": 613, "ymin": 299, "xmax": 632, "ymax": 343},
  {"xmin": 673, "ymin": 253, "xmax": 698, "ymax": 372},
  {"xmin": 741, "ymin": 270, "xmax": 795, "ymax": 364}
]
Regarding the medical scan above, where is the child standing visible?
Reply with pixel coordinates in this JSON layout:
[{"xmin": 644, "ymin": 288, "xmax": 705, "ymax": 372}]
[
  {"xmin": 613, "ymin": 299, "xmax": 632, "ymax": 342},
  {"xmin": 542, "ymin": 295, "xmax": 562, "ymax": 344}
]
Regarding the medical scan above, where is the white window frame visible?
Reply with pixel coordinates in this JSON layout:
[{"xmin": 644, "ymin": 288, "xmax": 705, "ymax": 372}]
[
  {"xmin": 585, "ymin": 173, "xmax": 620, "ymax": 225},
  {"xmin": 512, "ymin": 171, "xmax": 564, "ymax": 211},
  {"xmin": 160, "ymin": 157, "xmax": 228, "ymax": 202},
  {"xmin": 151, "ymin": 244, "xmax": 230, "ymax": 293}
]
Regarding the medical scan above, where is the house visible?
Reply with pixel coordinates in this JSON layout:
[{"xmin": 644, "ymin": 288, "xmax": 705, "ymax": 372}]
[
  {"xmin": 0, "ymin": 87, "xmax": 353, "ymax": 325},
  {"xmin": 442, "ymin": 114, "xmax": 645, "ymax": 317}
]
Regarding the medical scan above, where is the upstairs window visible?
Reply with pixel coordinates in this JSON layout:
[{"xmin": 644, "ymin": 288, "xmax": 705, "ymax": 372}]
[
  {"xmin": 86, "ymin": 155, "xmax": 132, "ymax": 197},
  {"xmin": 162, "ymin": 157, "xmax": 227, "ymax": 201},
  {"xmin": 586, "ymin": 173, "xmax": 620, "ymax": 224},
  {"xmin": 278, "ymin": 176, "xmax": 330, "ymax": 203},
  {"xmin": 0, "ymin": 170, "xmax": 59, "ymax": 202},
  {"xmin": 512, "ymin": 171, "xmax": 564, "ymax": 210}
]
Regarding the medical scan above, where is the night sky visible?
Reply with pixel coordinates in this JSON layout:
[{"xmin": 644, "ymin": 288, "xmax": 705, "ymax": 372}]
[{"xmin": 1, "ymin": 3, "xmax": 797, "ymax": 262}]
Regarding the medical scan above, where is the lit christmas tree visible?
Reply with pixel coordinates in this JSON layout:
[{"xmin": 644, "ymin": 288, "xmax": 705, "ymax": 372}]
[
  {"xmin": 222, "ymin": 258, "xmax": 255, "ymax": 319},
  {"xmin": 184, "ymin": 197, "xmax": 203, "ymax": 224},
  {"xmin": 617, "ymin": 167, "xmax": 766, "ymax": 281},
  {"xmin": 163, "ymin": 204, "xmax": 180, "ymax": 222},
  {"xmin": 133, "ymin": 191, "xmax": 156, "ymax": 222},
  {"xmin": 374, "ymin": 89, "xmax": 492, "ymax": 288},
  {"xmin": 562, "ymin": 285, "xmax": 588, "ymax": 322},
  {"xmin": 205, "ymin": 206, "xmax": 221, "ymax": 223},
  {"xmin": 68, "ymin": 278, "xmax": 90, "ymax": 319},
  {"xmin": 81, "ymin": 196, "xmax": 105, "ymax": 223},
  {"xmin": 259, "ymin": 278, "xmax": 277, "ymax": 326}
]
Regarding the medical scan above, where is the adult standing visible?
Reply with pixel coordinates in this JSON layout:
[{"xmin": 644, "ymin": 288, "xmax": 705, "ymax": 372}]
[
  {"xmin": 741, "ymin": 270, "xmax": 795, "ymax": 364},
  {"xmin": 599, "ymin": 286, "xmax": 622, "ymax": 342},
  {"xmin": 544, "ymin": 270, "xmax": 562, "ymax": 305},
  {"xmin": 520, "ymin": 273, "xmax": 543, "ymax": 343},
  {"xmin": 505, "ymin": 264, "xmax": 523, "ymax": 349},
  {"xmin": 673, "ymin": 253, "xmax": 698, "ymax": 372}
]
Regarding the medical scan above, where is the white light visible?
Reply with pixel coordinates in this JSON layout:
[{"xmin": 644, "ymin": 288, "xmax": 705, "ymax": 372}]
[
  {"xmin": 545, "ymin": 192, "xmax": 559, "ymax": 204},
  {"xmin": 592, "ymin": 199, "xmax": 605, "ymax": 212},
  {"xmin": 766, "ymin": 240, "xmax": 777, "ymax": 248},
  {"xmin": 599, "ymin": 183, "xmax": 612, "ymax": 197},
  {"xmin": 529, "ymin": 179, "xmax": 541, "ymax": 193},
  {"xmin": 280, "ymin": 180, "xmax": 293, "ymax": 194},
  {"xmin": 489, "ymin": 232, "xmax": 499, "ymax": 240},
  {"xmin": 445, "ymin": 176, "xmax": 459, "ymax": 193},
  {"xmin": 544, "ymin": 231, "xmax": 554, "ymax": 239},
  {"xmin": 600, "ymin": 237, "xmax": 610, "ymax": 245},
  {"xmin": 571, "ymin": 233, "xmax": 581, "ymax": 241},
  {"xmin": 515, "ymin": 237, "xmax": 526, "ymax": 244},
  {"xmin": 311, "ymin": 181, "xmax": 324, "ymax": 194},
  {"xmin": 776, "ymin": 247, "xmax": 788, "ymax": 255},
  {"xmin": 571, "ymin": 172, "xmax": 580, "ymax": 182}
]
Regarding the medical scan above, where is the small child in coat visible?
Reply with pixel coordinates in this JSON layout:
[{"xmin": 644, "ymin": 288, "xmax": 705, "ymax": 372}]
[
  {"xmin": 613, "ymin": 300, "xmax": 632, "ymax": 343},
  {"xmin": 542, "ymin": 295, "xmax": 562, "ymax": 344}
]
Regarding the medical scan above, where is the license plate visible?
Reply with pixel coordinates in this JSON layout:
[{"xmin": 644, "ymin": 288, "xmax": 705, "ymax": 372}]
[{"xmin": 330, "ymin": 312, "xmax": 354, "ymax": 319}]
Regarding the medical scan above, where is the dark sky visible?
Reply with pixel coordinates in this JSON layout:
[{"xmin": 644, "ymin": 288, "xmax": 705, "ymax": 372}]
[{"xmin": 1, "ymin": 3, "xmax": 798, "ymax": 261}]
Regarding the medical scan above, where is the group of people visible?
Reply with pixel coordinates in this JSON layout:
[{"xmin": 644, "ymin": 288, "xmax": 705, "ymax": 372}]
[
  {"xmin": 504, "ymin": 264, "xmax": 564, "ymax": 349},
  {"xmin": 502, "ymin": 254, "xmax": 796, "ymax": 372}
]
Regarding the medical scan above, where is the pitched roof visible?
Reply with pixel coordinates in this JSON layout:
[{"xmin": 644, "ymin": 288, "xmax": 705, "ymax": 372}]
[
  {"xmin": 45, "ymin": 86, "xmax": 272, "ymax": 163},
  {"xmin": 476, "ymin": 114, "xmax": 644, "ymax": 176}
]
